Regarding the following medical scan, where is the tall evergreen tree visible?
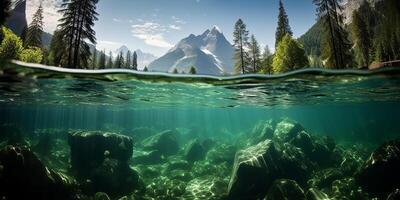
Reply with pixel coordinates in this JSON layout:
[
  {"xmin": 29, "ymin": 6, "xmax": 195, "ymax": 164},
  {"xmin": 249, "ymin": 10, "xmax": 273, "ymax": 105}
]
[
  {"xmin": 261, "ymin": 45, "xmax": 273, "ymax": 74},
  {"xmin": 58, "ymin": 0, "xmax": 99, "ymax": 68},
  {"xmin": 233, "ymin": 19, "xmax": 250, "ymax": 74},
  {"xmin": 25, "ymin": 4, "xmax": 43, "ymax": 48},
  {"xmin": 125, "ymin": 50, "xmax": 131, "ymax": 68},
  {"xmin": 91, "ymin": 47, "xmax": 97, "ymax": 69},
  {"xmin": 272, "ymin": 34, "xmax": 309, "ymax": 73},
  {"xmin": 114, "ymin": 52, "xmax": 124, "ymax": 68},
  {"xmin": 189, "ymin": 66, "xmax": 197, "ymax": 74},
  {"xmin": 351, "ymin": 10, "xmax": 371, "ymax": 68},
  {"xmin": 49, "ymin": 30, "xmax": 67, "ymax": 66},
  {"xmin": 107, "ymin": 51, "xmax": 113, "ymax": 68},
  {"xmin": 314, "ymin": 0, "xmax": 352, "ymax": 69},
  {"xmin": 132, "ymin": 51, "xmax": 138, "ymax": 70},
  {"xmin": 275, "ymin": 0, "xmax": 293, "ymax": 48},
  {"xmin": 98, "ymin": 50, "xmax": 106, "ymax": 69},
  {"xmin": 249, "ymin": 34, "xmax": 261, "ymax": 73},
  {"xmin": 0, "ymin": 0, "xmax": 12, "ymax": 42}
]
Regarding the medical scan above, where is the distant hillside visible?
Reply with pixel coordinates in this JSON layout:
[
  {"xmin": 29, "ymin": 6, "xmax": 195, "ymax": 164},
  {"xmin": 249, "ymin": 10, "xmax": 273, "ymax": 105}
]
[{"xmin": 298, "ymin": 19, "xmax": 323, "ymax": 57}]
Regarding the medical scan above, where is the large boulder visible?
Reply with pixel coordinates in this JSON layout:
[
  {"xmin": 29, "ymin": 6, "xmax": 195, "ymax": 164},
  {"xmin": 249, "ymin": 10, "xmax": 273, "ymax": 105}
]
[
  {"xmin": 305, "ymin": 188, "xmax": 330, "ymax": 200},
  {"xmin": 0, "ymin": 145, "xmax": 75, "ymax": 200},
  {"xmin": 142, "ymin": 130, "xmax": 179, "ymax": 156},
  {"xmin": 185, "ymin": 139, "xmax": 207, "ymax": 162},
  {"xmin": 273, "ymin": 119, "xmax": 305, "ymax": 143},
  {"xmin": 68, "ymin": 131, "xmax": 139, "ymax": 197},
  {"xmin": 355, "ymin": 140, "xmax": 400, "ymax": 197},
  {"xmin": 68, "ymin": 131, "xmax": 133, "ymax": 175},
  {"xmin": 228, "ymin": 139, "xmax": 312, "ymax": 199},
  {"xmin": 265, "ymin": 179, "xmax": 306, "ymax": 200}
]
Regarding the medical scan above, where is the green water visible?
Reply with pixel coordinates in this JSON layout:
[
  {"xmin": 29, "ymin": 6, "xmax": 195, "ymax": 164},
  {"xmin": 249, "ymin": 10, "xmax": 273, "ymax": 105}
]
[{"xmin": 1, "ymin": 62, "xmax": 400, "ymax": 200}]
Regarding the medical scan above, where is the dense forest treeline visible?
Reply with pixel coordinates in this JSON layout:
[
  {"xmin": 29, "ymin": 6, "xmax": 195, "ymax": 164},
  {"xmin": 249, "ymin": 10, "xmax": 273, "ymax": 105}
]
[{"xmin": 0, "ymin": 0, "xmax": 399, "ymax": 74}]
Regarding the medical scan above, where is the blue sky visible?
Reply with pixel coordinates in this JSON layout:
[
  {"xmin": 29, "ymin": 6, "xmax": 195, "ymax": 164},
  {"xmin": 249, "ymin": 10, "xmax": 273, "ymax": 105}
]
[
  {"xmin": 27, "ymin": 0, "xmax": 317, "ymax": 57},
  {"xmin": 93, "ymin": 0, "xmax": 317, "ymax": 56}
]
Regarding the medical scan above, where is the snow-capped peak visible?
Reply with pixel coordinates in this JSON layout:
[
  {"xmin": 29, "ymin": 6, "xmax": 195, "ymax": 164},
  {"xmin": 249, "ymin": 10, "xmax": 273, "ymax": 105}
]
[{"xmin": 211, "ymin": 25, "xmax": 222, "ymax": 34}]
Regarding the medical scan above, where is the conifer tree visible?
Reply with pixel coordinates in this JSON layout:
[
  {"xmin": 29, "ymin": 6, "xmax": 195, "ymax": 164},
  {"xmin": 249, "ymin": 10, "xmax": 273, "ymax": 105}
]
[
  {"xmin": 114, "ymin": 52, "xmax": 124, "ymax": 68},
  {"xmin": 125, "ymin": 50, "xmax": 131, "ymax": 68},
  {"xmin": 58, "ymin": 0, "xmax": 99, "ymax": 68},
  {"xmin": 189, "ymin": 66, "xmax": 197, "ymax": 74},
  {"xmin": 172, "ymin": 68, "xmax": 178, "ymax": 74},
  {"xmin": 91, "ymin": 47, "xmax": 97, "ymax": 69},
  {"xmin": 261, "ymin": 45, "xmax": 273, "ymax": 74},
  {"xmin": 98, "ymin": 50, "xmax": 106, "ymax": 69},
  {"xmin": 107, "ymin": 51, "xmax": 113, "ymax": 68},
  {"xmin": 249, "ymin": 35, "xmax": 261, "ymax": 73},
  {"xmin": 143, "ymin": 66, "xmax": 148, "ymax": 72},
  {"xmin": 275, "ymin": 0, "xmax": 293, "ymax": 48},
  {"xmin": 132, "ymin": 51, "xmax": 138, "ymax": 70},
  {"xmin": 233, "ymin": 19, "xmax": 250, "ymax": 74},
  {"xmin": 351, "ymin": 10, "xmax": 371, "ymax": 68},
  {"xmin": 25, "ymin": 4, "xmax": 43, "ymax": 48},
  {"xmin": 313, "ymin": 0, "xmax": 352, "ymax": 69},
  {"xmin": 49, "ymin": 30, "xmax": 67, "ymax": 66}
]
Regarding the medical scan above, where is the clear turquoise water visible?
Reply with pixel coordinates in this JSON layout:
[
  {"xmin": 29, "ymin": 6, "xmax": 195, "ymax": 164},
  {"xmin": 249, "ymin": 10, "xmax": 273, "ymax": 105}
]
[
  {"xmin": 1, "ymin": 62, "xmax": 400, "ymax": 143},
  {"xmin": 1, "ymin": 61, "xmax": 400, "ymax": 199}
]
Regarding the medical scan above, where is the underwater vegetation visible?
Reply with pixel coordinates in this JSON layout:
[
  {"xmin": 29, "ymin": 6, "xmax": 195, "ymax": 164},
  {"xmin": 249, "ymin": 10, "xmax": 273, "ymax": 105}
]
[{"xmin": 0, "ymin": 118, "xmax": 399, "ymax": 200}]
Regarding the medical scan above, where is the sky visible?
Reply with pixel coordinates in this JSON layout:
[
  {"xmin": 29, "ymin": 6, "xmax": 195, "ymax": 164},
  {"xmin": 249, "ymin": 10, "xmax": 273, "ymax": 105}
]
[{"xmin": 27, "ymin": 0, "xmax": 318, "ymax": 57}]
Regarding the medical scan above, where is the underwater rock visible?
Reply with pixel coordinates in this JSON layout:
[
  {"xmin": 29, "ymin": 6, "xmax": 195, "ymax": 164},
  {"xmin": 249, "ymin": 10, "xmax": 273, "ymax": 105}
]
[
  {"xmin": 183, "ymin": 176, "xmax": 228, "ymax": 200},
  {"xmin": 273, "ymin": 119, "xmax": 305, "ymax": 143},
  {"xmin": 90, "ymin": 157, "xmax": 141, "ymax": 196},
  {"xmin": 146, "ymin": 176, "xmax": 186, "ymax": 199},
  {"xmin": 0, "ymin": 145, "xmax": 75, "ymax": 200},
  {"xmin": 387, "ymin": 189, "xmax": 400, "ymax": 200},
  {"xmin": 164, "ymin": 160, "xmax": 191, "ymax": 172},
  {"xmin": 185, "ymin": 139, "xmax": 207, "ymax": 162},
  {"xmin": 142, "ymin": 130, "xmax": 179, "ymax": 156},
  {"xmin": 228, "ymin": 140, "xmax": 312, "ymax": 199},
  {"xmin": 264, "ymin": 179, "xmax": 306, "ymax": 200},
  {"xmin": 308, "ymin": 168, "xmax": 344, "ymax": 189},
  {"xmin": 249, "ymin": 120, "xmax": 275, "ymax": 145},
  {"xmin": 68, "ymin": 131, "xmax": 133, "ymax": 175},
  {"xmin": 290, "ymin": 131, "xmax": 314, "ymax": 155},
  {"xmin": 206, "ymin": 143, "xmax": 237, "ymax": 165},
  {"xmin": 355, "ymin": 140, "xmax": 400, "ymax": 197},
  {"xmin": 331, "ymin": 178, "xmax": 369, "ymax": 200},
  {"xmin": 305, "ymin": 188, "xmax": 330, "ymax": 200},
  {"xmin": 133, "ymin": 150, "xmax": 163, "ymax": 165},
  {"xmin": 94, "ymin": 192, "xmax": 111, "ymax": 200},
  {"xmin": 228, "ymin": 140, "xmax": 280, "ymax": 199}
]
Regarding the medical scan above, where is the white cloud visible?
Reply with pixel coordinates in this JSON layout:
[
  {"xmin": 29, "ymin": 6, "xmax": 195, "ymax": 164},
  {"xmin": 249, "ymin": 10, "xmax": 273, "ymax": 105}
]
[
  {"xmin": 131, "ymin": 22, "xmax": 173, "ymax": 48},
  {"xmin": 171, "ymin": 16, "xmax": 187, "ymax": 24},
  {"xmin": 26, "ymin": 0, "xmax": 63, "ymax": 33},
  {"xmin": 169, "ymin": 24, "xmax": 181, "ymax": 30}
]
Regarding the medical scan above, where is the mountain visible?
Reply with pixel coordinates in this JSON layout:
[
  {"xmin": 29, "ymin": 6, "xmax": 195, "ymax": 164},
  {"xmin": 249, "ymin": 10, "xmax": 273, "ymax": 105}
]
[
  {"xmin": 148, "ymin": 26, "xmax": 234, "ymax": 75},
  {"xmin": 114, "ymin": 46, "xmax": 158, "ymax": 69},
  {"xmin": 6, "ymin": 0, "xmax": 27, "ymax": 36},
  {"xmin": 342, "ymin": 0, "xmax": 381, "ymax": 24}
]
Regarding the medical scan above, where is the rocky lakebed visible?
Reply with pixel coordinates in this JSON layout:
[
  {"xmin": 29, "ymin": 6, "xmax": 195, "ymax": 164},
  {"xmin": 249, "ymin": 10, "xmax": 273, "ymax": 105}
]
[{"xmin": 0, "ymin": 119, "xmax": 399, "ymax": 200}]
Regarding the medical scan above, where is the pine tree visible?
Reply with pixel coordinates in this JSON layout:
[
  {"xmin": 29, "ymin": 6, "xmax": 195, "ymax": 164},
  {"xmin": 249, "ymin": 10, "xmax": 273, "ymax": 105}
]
[
  {"xmin": 125, "ymin": 50, "xmax": 131, "ymax": 68},
  {"xmin": 249, "ymin": 35, "xmax": 261, "ymax": 73},
  {"xmin": 132, "ymin": 51, "xmax": 138, "ymax": 70},
  {"xmin": 98, "ymin": 50, "xmax": 106, "ymax": 69},
  {"xmin": 275, "ymin": 0, "xmax": 293, "ymax": 48},
  {"xmin": 313, "ymin": 0, "xmax": 353, "ymax": 69},
  {"xmin": 172, "ymin": 68, "xmax": 178, "ymax": 74},
  {"xmin": 143, "ymin": 66, "xmax": 148, "ymax": 72},
  {"xmin": 233, "ymin": 19, "xmax": 250, "ymax": 74},
  {"xmin": 189, "ymin": 66, "xmax": 197, "ymax": 74},
  {"xmin": 351, "ymin": 10, "xmax": 371, "ymax": 68},
  {"xmin": 107, "ymin": 51, "xmax": 113, "ymax": 68},
  {"xmin": 49, "ymin": 30, "xmax": 67, "ymax": 66},
  {"xmin": 0, "ymin": 0, "xmax": 11, "ymax": 42},
  {"xmin": 25, "ymin": 4, "xmax": 43, "ymax": 48},
  {"xmin": 114, "ymin": 52, "xmax": 124, "ymax": 68},
  {"xmin": 261, "ymin": 45, "xmax": 273, "ymax": 74},
  {"xmin": 91, "ymin": 47, "xmax": 97, "ymax": 69},
  {"xmin": 58, "ymin": 0, "xmax": 99, "ymax": 68}
]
